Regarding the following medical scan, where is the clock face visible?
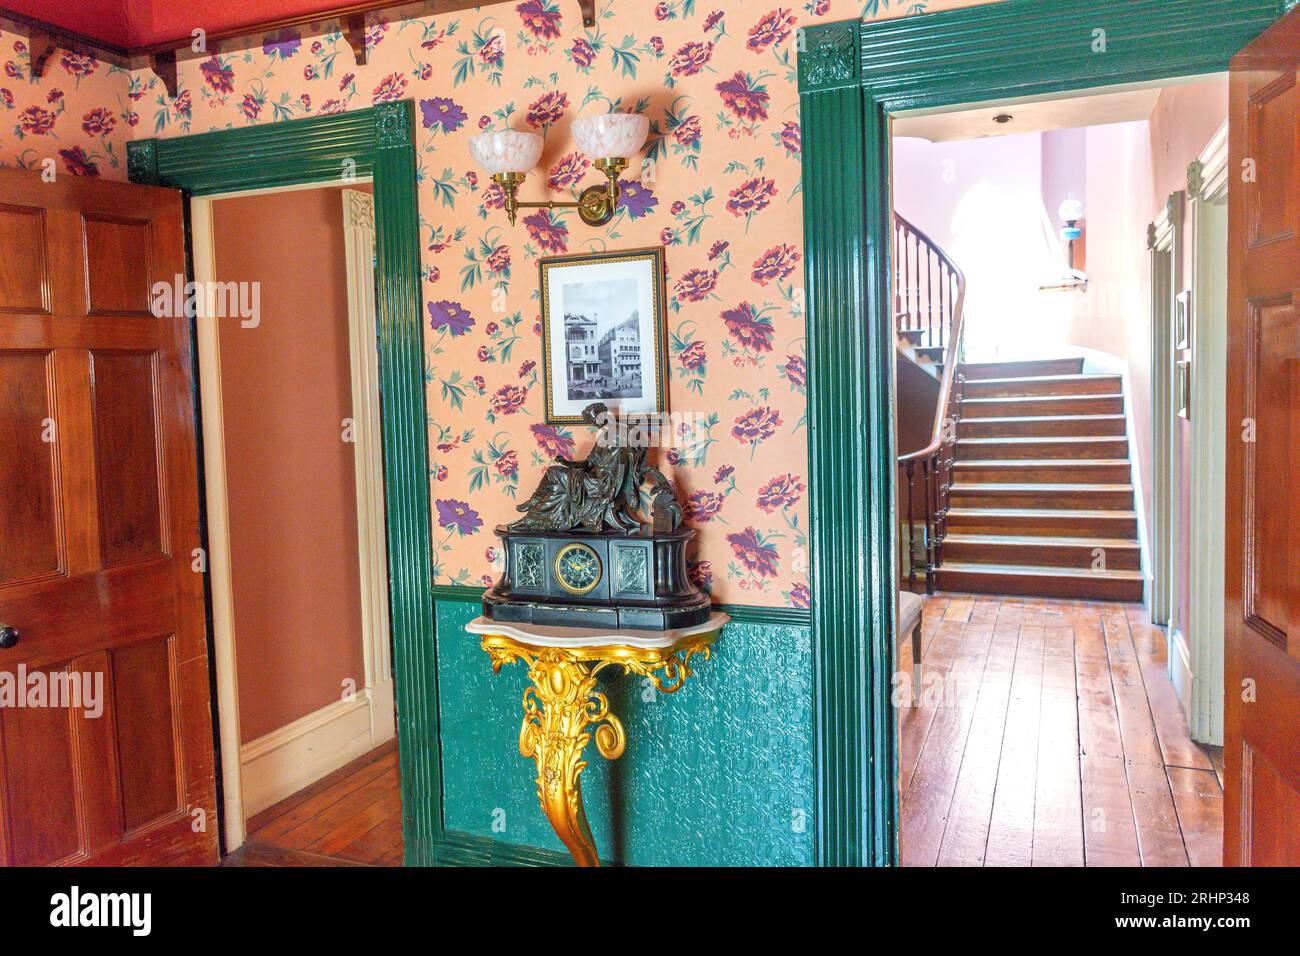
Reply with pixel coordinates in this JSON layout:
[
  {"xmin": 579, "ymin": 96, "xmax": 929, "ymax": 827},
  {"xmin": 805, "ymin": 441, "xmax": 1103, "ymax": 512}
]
[{"xmin": 554, "ymin": 543, "xmax": 602, "ymax": 595}]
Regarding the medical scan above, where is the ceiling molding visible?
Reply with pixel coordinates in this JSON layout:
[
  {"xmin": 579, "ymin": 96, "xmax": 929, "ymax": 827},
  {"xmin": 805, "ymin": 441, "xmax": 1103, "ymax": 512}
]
[{"xmin": 2, "ymin": 0, "xmax": 601, "ymax": 93}]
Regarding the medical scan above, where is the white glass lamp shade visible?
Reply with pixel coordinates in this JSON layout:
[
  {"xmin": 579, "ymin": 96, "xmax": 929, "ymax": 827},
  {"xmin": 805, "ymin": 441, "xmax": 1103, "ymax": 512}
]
[
  {"xmin": 469, "ymin": 130, "xmax": 544, "ymax": 175},
  {"xmin": 571, "ymin": 112, "xmax": 650, "ymax": 160},
  {"xmin": 1058, "ymin": 198, "xmax": 1084, "ymax": 222}
]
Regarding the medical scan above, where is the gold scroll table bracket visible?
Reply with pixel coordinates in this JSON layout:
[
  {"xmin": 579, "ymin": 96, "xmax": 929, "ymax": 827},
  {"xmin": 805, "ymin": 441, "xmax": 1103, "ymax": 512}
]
[{"xmin": 466, "ymin": 612, "xmax": 729, "ymax": 866}]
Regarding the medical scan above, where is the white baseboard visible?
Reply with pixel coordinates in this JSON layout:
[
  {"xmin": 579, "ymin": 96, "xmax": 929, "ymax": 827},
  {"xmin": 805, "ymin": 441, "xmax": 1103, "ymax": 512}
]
[
  {"xmin": 1169, "ymin": 628, "xmax": 1193, "ymax": 722},
  {"xmin": 239, "ymin": 693, "xmax": 377, "ymax": 819}
]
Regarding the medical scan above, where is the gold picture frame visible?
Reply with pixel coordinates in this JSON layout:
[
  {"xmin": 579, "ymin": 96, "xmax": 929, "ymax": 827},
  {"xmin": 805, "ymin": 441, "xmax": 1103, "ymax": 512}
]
[{"xmin": 538, "ymin": 247, "xmax": 670, "ymax": 425}]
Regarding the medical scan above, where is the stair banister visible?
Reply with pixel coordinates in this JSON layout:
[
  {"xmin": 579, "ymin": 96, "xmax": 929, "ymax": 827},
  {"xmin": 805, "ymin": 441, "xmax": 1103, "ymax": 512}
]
[{"xmin": 894, "ymin": 213, "xmax": 967, "ymax": 593}]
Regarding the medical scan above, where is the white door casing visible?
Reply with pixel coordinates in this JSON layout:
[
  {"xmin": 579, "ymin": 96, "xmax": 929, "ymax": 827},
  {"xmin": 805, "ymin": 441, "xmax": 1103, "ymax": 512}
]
[{"xmin": 1183, "ymin": 122, "xmax": 1229, "ymax": 745}]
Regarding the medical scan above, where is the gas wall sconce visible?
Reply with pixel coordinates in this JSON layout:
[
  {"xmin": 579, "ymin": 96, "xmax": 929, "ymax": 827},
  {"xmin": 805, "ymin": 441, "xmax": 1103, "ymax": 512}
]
[{"xmin": 468, "ymin": 112, "xmax": 650, "ymax": 228}]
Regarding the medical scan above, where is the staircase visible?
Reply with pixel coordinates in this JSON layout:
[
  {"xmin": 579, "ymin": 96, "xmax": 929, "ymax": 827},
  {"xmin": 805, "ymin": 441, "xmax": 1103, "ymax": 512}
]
[{"xmin": 936, "ymin": 356, "xmax": 1144, "ymax": 602}]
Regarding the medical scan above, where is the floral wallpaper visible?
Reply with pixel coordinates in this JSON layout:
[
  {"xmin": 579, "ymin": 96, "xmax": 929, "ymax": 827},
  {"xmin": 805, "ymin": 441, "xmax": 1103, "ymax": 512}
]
[
  {"xmin": 0, "ymin": 0, "xmax": 989, "ymax": 608},
  {"xmin": 0, "ymin": 31, "xmax": 131, "ymax": 177}
]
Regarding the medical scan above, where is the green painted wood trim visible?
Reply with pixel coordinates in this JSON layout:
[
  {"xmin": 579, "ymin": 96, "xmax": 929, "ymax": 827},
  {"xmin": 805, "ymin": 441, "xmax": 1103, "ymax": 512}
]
[
  {"xmin": 128, "ymin": 109, "xmax": 378, "ymax": 194},
  {"xmin": 713, "ymin": 603, "xmax": 810, "ymax": 627},
  {"xmin": 858, "ymin": 0, "xmax": 1288, "ymax": 113},
  {"xmin": 435, "ymin": 831, "xmax": 594, "ymax": 867},
  {"xmin": 432, "ymin": 584, "xmax": 811, "ymax": 627},
  {"xmin": 129, "ymin": 102, "xmax": 441, "ymax": 866},
  {"xmin": 798, "ymin": 23, "xmax": 887, "ymax": 869},
  {"xmin": 798, "ymin": 0, "xmax": 1288, "ymax": 867}
]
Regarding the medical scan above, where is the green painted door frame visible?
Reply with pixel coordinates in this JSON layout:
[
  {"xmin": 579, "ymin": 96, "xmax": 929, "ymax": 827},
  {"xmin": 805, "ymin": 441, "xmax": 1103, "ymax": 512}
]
[
  {"xmin": 127, "ymin": 103, "xmax": 457, "ymax": 864},
  {"xmin": 798, "ymin": 0, "xmax": 1290, "ymax": 866}
]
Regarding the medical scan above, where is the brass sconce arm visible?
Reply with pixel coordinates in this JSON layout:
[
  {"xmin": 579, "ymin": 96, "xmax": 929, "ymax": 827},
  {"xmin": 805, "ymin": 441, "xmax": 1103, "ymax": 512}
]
[{"xmin": 493, "ymin": 157, "xmax": 628, "ymax": 228}]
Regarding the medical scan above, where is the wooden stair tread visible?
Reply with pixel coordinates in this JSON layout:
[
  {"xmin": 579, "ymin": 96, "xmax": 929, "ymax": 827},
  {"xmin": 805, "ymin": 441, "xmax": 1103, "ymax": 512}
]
[
  {"xmin": 959, "ymin": 414, "xmax": 1125, "ymax": 425},
  {"xmin": 943, "ymin": 533, "xmax": 1138, "ymax": 548},
  {"xmin": 938, "ymin": 562, "xmax": 1143, "ymax": 581},
  {"xmin": 964, "ymin": 373, "xmax": 1120, "ymax": 386},
  {"xmin": 962, "ymin": 393, "xmax": 1124, "ymax": 405},
  {"xmin": 949, "ymin": 483, "xmax": 1133, "ymax": 493},
  {"xmin": 934, "ymin": 354, "xmax": 1141, "ymax": 600},
  {"xmin": 947, "ymin": 507, "xmax": 1136, "ymax": 518},
  {"xmin": 958, "ymin": 435, "xmax": 1124, "ymax": 444},
  {"xmin": 955, "ymin": 457, "xmax": 1131, "ymax": 467}
]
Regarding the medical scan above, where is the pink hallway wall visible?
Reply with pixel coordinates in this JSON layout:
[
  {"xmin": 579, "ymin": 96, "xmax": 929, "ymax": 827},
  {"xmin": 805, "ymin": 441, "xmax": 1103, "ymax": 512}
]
[
  {"xmin": 211, "ymin": 184, "xmax": 368, "ymax": 743},
  {"xmin": 1149, "ymin": 78, "xmax": 1228, "ymax": 633},
  {"xmin": 1040, "ymin": 126, "xmax": 1087, "ymax": 272},
  {"xmin": 1064, "ymin": 119, "xmax": 1156, "ymax": 539}
]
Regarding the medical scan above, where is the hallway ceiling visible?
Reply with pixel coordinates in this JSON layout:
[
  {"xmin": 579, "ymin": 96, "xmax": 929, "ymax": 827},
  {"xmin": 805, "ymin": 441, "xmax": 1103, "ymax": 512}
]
[
  {"xmin": 894, "ymin": 86, "xmax": 1165, "ymax": 143},
  {"xmin": 1, "ymin": 1, "xmax": 400, "ymax": 51}
]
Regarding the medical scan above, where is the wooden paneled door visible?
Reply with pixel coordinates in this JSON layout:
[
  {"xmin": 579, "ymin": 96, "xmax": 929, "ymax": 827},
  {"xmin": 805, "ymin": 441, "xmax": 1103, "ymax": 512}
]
[
  {"xmin": 1224, "ymin": 6, "xmax": 1300, "ymax": 866},
  {"xmin": 0, "ymin": 168, "xmax": 217, "ymax": 865}
]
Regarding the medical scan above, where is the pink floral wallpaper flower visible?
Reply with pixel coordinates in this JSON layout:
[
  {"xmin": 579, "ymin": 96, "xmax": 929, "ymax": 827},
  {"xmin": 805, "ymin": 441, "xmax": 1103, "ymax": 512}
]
[{"xmin": 0, "ymin": 0, "xmax": 989, "ymax": 607}]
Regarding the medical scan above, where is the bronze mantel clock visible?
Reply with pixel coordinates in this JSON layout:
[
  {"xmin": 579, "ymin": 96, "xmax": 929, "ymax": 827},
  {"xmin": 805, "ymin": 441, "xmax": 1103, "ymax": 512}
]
[{"xmin": 482, "ymin": 403, "xmax": 711, "ymax": 631}]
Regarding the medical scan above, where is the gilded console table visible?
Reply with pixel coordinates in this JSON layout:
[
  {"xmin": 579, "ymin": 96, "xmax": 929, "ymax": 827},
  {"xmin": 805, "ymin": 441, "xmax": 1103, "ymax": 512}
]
[{"xmin": 467, "ymin": 612, "xmax": 729, "ymax": 866}]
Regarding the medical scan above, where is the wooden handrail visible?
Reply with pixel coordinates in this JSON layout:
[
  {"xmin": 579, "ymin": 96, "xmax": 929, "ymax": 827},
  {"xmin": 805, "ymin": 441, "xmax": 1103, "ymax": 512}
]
[
  {"xmin": 895, "ymin": 213, "xmax": 967, "ymax": 465},
  {"xmin": 893, "ymin": 213, "xmax": 967, "ymax": 593}
]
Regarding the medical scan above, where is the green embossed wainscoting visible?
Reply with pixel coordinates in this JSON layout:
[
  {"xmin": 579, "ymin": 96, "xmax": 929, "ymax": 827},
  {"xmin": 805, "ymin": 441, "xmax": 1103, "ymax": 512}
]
[{"xmin": 434, "ymin": 595, "xmax": 813, "ymax": 866}]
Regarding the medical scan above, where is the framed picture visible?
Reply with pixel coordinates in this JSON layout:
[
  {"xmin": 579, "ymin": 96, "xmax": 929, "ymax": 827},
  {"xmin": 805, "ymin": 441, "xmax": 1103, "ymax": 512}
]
[
  {"xmin": 539, "ymin": 247, "xmax": 670, "ymax": 424},
  {"xmin": 1175, "ymin": 290, "xmax": 1192, "ymax": 350},
  {"xmin": 1176, "ymin": 358, "xmax": 1191, "ymax": 420}
]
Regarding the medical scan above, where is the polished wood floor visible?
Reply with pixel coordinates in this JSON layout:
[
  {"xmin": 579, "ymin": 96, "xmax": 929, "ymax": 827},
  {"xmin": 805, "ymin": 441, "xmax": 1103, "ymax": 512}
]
[
  {"xmin": 899, "ymin": 594, "xmax": 1223, "ymax": 866},
  {"xmin": 222, "ymin": 741, "xmax": 403, "ymax": 867}
]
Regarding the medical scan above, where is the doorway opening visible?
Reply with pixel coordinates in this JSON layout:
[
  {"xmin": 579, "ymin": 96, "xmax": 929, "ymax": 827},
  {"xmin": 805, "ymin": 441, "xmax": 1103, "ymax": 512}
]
[
  {"xmin": 191, "ymin": 181, "xmax": 401, "ymax": 866},
  {"xmin": 890, "ymin": 78, "xmax": 1229, "ymax": 866}
]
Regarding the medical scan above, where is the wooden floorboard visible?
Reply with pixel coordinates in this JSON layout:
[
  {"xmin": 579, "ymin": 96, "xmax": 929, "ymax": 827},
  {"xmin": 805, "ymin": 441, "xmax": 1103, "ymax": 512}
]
[
  {"xmin": 222, "ymin": 841, "xmax": 372, "ymax": 867},
  {"xmin": 983, "ymin": 622, "xmax": 1044, "ymax": 866},
  {"xmin": 935, "ymin": 620, "xmax": 1018, "ymax": 865},
  {"xmin": 1167, "ymin": 766, "xmax": 1224, "ymax": 867},
  {"xmin": 899, "ymin": 621, "xmax": 994, "ymax": 866},
  {"xmin": 901, "ymin": 594, "xmax": 1221, "ymax": 867},
  {"xmin": 226, "ymin": 741, "xmax": 404, "ymax": 867}
]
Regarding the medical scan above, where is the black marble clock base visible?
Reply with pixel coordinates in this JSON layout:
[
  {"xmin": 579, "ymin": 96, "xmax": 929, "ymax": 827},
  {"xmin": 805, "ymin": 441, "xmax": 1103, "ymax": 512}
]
[
  {"xmin": 482, "ymin": 525, "xmax": 713, "ymax": 632},
  {"xmin": 482, "ymin": 590, "xmax": 712, "ymax": 631}
]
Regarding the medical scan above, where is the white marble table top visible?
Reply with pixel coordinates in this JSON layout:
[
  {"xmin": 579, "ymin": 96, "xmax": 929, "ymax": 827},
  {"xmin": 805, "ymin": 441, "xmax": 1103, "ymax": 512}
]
[{"xmin": 465, "ymin": 611, "xmax": 730, "ymax": 649}]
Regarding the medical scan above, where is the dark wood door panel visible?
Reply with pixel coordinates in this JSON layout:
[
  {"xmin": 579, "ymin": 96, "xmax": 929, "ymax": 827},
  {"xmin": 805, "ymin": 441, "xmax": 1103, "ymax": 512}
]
[
  {"xmin": 1226, "ymin": 6, "xmax": 1300, "ymax": 866},
  {"xmin": 0, "ymin": 680, "xmax": 80, "ymax": 866},
  {"xmin": 0, "ymin": 167, "xmax": 216, "ymax": 867},
  {"xmin": 0, "ymin": 640, "xmax": 189, "ymax": 865},
  {"xmin": 0, "ymin": 350, "xmax": 61, "ymax": 586},
  {"xmin": 90, "ymin": 350, "xmax": 167, "ymax": 566},
  {"xmin": 82, "ymin": 216, "xmax": 155, "ymax": 316},
  {"xmin": 0, "ymin": 204, "xmax": 50, "ymax": 314},
  {"xmin": 112, "ymin": 635, "xmax": 181, "ymax": 833},
  {"xmin": 1246, "ymin": 70, "xmax": 1297, "ymax": 248},
  {"xmin": 1241, "ymin": 742, "xmax": 1300, "ymax": 865},
  {"xmin": 1242, "ymin": 294, "xmax": 1298, "ymax": 658}
]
